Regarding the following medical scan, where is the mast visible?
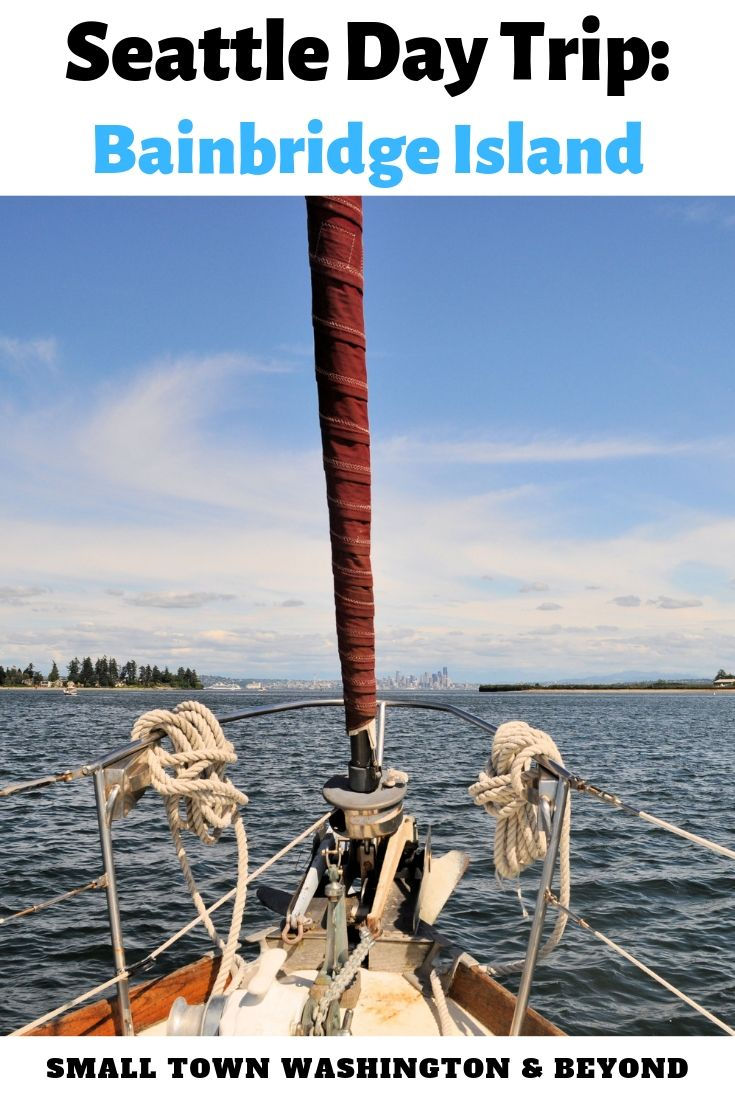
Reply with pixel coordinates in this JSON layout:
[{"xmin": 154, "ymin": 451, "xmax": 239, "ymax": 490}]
[{"xmin": 306, "ymin": 196, "xmax": 380, "ymax": 793}]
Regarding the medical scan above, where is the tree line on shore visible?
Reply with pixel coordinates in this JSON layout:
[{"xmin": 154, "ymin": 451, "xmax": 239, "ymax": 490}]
[{"xmin": 0, "ymin": 657, "xmax": 202, "ymax": 689}]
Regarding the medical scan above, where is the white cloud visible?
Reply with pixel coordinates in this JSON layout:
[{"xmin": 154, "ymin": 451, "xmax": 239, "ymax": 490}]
[
  {"xmin": 0, "ymin": 335, "xmax": 57, "ymax": 373},
  {"xmin": 647, "ymin": 596, "xmax": 703, "ymax": 610},
  {"xmin": 537, "ymin": 602, "xmax": 562, "ymax": 611},
  {"xmin": 2, "ymin": 350, "xmax": 318, "ymax": 526},
  {"xmin": 1, "ymin": 351, "xmax": 734, "ymax": 678},
  {"xmin": 661, "ymin": 200, "xmax": 735, "ymax": 231},
  {"xmin": 378, "ymin": 433, "xmax": 714, "ymax": 466},
  {"xmin": 122, "ymin": 591, "xmax": 236, "ymax": 609},
  {"xmin": 0, "ymin": 585, "xmax": 48, "ymax": 605}
]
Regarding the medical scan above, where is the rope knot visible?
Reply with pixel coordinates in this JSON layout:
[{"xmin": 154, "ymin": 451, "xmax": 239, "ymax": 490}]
[
  {"xmin": 468, "ymin": 720, "xmax": 571, "ymax": 977},
  {"xmin": 132, "ymin": 700, "xmax": 247, "ymax": 845},
  {"xmin": 131, "ymin": 700, "xmax": 249, "ymax": 995},
  {"xmin": 469, "ymin": 720, "xmax": 564, "ymax": 878}
]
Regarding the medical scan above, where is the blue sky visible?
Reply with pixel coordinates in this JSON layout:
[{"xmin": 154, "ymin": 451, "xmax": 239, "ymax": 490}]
[{"xmin": 1, "ymin": 197, "xmax": 733, "ymax": 679}]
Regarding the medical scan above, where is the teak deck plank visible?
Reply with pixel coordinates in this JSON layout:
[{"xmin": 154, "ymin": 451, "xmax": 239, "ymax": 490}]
[
  {"xmin": 26, "ymin": 954, "xmax": 221, "ymax": 1037},
  {"xmin": 448, "ymin": 958, "xmax": 565, "ymax": 1036}
]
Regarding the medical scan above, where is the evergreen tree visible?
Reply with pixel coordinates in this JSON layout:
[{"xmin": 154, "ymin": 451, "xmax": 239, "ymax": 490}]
[
  {"xmin": 95, "ymin": 655, "xmax": 111, "ymax": 687},
  {"xmin": 1, "ymin": 653, "xmax": 205, "ymax": 690},
  {"xmin": 80, "ymin": 656, "xmax": 95, "ymax": 686}
]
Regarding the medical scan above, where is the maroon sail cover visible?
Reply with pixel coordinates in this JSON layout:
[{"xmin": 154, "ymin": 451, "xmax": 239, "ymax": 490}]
[{"xmin": 306, "ymin": 196, "xmax": 376, "ymax": 733}]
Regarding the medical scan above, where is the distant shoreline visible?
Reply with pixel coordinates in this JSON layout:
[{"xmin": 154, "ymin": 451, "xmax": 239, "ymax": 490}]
[
  {"xmin": 0, "ymin": 685, "xmax": 192, "ymax": 692},
  {"xmin": 2, "ymin": 685, "xmax": 732, "ymax": 696},
  {"xmin": 479, "ymin": 685, "xmax": 729, "ymax": 694},
  {"xmin": 520, "ymin": 687, "xmax": 727, "ymax": 694}
]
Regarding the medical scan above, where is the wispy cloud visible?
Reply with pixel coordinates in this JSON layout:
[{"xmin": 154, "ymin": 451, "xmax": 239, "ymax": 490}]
[
  {"xmin": 0, "ymin": 335, "xmax": 57, "ymax": 375},
  {"xmin": 647, "ymin": 596, "xmax": 703, "ymax": 610},
  {"xmin": 1, "ymin": 347, "xmax": 734, "ymax": 679},
  {"xmin": 661, "ymin": 200, "xmax": 735, "ymax": 231},
  {"xmin": 0, "ymin": 585, "xmax": 49, "ymax": 606},
  {"xmin": 122, "ymin": 591, "xmax": 236, "ymax": 609},
  {"xmin": 2, "ymin": 350, "xmax": 324, "ymax": 525},
  {"xmin": 379, "ymin": 433, "xmax": 712, "ymax": 466}
]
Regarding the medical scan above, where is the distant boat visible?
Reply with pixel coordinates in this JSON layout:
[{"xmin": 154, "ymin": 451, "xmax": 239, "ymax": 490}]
[{"xmin": 62, "ymin": 686, "xmax": 77, "ymax": 697}]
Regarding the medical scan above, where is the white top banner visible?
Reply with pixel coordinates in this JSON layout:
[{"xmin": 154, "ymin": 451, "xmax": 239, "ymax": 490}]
[{"xmin": 2, "ymin": 0, "xmax": 732, "ymax": 194}]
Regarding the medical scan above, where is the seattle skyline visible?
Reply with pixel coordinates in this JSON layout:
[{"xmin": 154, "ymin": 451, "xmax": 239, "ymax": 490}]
[{"xmin": 1, "ymin": 197, "xmax": 734, "ymax": 680}]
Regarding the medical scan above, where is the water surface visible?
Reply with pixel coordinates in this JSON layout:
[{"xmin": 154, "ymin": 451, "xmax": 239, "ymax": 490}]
[{"xmin": 1, "ymin": 689, "xmax": 733, "ymax": 1035}]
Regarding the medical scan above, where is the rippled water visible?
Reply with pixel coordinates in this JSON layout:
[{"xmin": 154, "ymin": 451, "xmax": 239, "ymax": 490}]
[{"xmin": 1, "ymin": 688, "xmax": 734, "ymax": 1036}]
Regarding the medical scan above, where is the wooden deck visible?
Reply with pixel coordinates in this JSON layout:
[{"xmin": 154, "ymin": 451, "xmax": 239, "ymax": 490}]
[{"xmin": 25, "ymin": 952, "xmax": 563, "ymax": 1037}]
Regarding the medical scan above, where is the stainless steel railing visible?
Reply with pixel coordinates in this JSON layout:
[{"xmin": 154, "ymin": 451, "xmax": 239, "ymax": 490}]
[{"xmin": 3, "ymin": 696, "xmax": 731, "ymax": 1037}]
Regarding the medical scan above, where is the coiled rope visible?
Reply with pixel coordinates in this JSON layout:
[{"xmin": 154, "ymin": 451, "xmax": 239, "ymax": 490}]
[
  {"xmin": 131, "ymin": 700, "xmax": 249, "ymax": 996},
  {"xmin": 468, "ymin": 720, "xmax": 570, "ymax": 976}
]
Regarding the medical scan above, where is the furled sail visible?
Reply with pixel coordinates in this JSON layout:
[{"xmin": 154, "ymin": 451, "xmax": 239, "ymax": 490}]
[{"xmin": 306, "ymin": 196, "xmax": 379, "ymax": 791}]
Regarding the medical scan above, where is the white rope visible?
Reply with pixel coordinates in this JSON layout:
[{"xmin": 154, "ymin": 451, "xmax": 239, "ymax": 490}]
[
  {"xmin": 546, "ymin": 891, "xmax": 735, "ymax": 1036},
  {"xmin": 312, "ymin": 927, "xmax": 377, "ymax": 1035},
  {"xmin": 429, "ymin": 968, "xmax": 457, "ymax": 1036},
  {"xmin": 468, "ymin": 720, "xmax": 570, "ymax": 976},
  {"xmin": 131, "ymin": 700, "xmax": 249, "ymax": 996}
]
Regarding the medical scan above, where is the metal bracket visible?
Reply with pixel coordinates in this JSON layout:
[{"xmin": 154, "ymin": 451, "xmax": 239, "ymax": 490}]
[
  {"xmin": 520, "ymin": 764, "xmax": 558, "ymax": 839},
  {"xmin": 103, "ymin": 753, "xmax": 151, "ymax": 820}
]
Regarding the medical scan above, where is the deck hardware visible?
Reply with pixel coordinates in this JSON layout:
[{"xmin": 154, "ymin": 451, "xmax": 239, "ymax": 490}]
[
  {"xmin": 103, "ymin": 753, "xmax": 151, "ymax": 820},
  {"xmin": 376, "ymin": 701, "xmax": 387, "ymax": 766},
  {"xmin": 335, "ymin": 1008, "xmax": 354, "ymax": 1035},
  {"xmin": 324, "ymin": 866, "xmax": 350, "ymax": 975},
  {"xmin": 509, "ymin": 774, "xmax": 569, "ymax": 1036},
  {"xmin": 104, "ymin": 785, "xmax": 121, "ymax": 825},
  {"xmin": 93, "ymin": 767, "xmax": 134, "ymax": 1036}
]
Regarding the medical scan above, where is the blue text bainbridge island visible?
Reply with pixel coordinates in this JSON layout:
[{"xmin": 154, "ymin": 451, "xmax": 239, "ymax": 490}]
[{"xmin": 94, "ymin": 120, "xmax": 643, "ymax": 188}]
